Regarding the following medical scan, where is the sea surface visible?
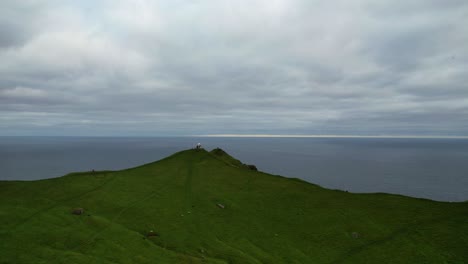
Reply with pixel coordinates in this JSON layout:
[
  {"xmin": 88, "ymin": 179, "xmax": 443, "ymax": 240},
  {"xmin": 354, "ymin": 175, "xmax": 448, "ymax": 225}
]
[{"xmin": 1, "ymin": 136, "xmax": 467, "ymax": 202}]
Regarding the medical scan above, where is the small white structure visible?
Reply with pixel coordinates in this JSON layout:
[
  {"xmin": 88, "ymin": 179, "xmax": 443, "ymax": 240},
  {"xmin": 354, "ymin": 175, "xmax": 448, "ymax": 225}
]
[{"xmin": 196, "ymin": 143, "xmax": 202, "ymax": 149}]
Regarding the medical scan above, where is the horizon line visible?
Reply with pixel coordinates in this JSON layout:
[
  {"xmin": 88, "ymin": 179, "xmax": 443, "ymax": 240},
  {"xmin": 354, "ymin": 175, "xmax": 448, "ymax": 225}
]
[
  {"xmin": 1, "ymin": 134, "xmax": 468, "ymax": 139},
  {"xmin": 195, "ymin": 134, "xmax": 468, "ymax": 139}
]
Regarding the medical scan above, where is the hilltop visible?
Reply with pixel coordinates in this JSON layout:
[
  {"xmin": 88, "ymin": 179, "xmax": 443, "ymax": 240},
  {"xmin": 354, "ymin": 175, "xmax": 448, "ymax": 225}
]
[{"xmin": 0, "ymin": 148, "xmax": 467, "ymax": 263}]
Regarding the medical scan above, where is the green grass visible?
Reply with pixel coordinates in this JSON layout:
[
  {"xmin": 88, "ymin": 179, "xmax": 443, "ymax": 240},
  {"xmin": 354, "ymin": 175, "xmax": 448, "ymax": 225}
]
[{"xmin": 1, "ymin": 148, "xmax": 467, "ymax": 263}]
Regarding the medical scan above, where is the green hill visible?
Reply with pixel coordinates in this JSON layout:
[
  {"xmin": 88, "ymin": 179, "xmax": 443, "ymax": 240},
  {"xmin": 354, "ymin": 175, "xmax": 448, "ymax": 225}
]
[{"xmin": 1, "ymin": 149, "xmax": 467, "ymax": 263}]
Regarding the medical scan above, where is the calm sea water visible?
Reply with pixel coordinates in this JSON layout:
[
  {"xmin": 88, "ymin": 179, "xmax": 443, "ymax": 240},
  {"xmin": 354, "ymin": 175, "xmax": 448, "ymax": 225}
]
[{"xmin": 1, "ymin": 136, "xmax": 467, "ymax": 202}]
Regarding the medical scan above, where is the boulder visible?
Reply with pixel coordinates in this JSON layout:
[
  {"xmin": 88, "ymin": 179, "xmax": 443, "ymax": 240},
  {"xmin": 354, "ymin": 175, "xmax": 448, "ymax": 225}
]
[
  {"xmin": 247, "ymin": 164, "xmax": 258, "ymax": 171},
  {"xmin": 72, "ymin": 208, "xmax": 84, "ymax": 215},
  {"xmin": 147, "ymin": 230, "xmax": 159, "ymax": 237}
]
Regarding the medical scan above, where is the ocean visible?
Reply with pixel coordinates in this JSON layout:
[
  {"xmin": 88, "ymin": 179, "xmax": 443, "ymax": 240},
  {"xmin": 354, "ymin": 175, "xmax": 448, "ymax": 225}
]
[{"xmin": 1, "ymin": 136, "xmax": 467, "ymax": 202}]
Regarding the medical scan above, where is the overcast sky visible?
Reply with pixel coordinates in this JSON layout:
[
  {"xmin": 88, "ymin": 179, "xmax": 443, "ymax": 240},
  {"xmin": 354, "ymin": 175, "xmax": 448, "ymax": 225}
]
[{"xmin": 1, "ymin": 0, "xmax": 467, "ymax": 136}]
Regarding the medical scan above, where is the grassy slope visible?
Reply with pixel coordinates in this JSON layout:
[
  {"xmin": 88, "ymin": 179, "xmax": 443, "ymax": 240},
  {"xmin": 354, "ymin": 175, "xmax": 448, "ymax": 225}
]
[{"xmin": 0, "ymin": 149, "xmax": 467, "ymax": 264}]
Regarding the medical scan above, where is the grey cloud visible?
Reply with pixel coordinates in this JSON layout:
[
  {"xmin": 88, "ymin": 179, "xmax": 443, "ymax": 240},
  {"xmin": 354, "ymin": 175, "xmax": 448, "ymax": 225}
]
[
  {"xmin": 0, "ymin": 22, "xmax": 29, "ymax": 48},
  {"xmin": 0, "ymin": 0, "xmax": 467, "ymax": 136}
]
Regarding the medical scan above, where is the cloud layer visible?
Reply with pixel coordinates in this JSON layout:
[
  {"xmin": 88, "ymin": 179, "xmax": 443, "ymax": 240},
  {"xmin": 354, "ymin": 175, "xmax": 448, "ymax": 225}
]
[{"xmin": 1, "ymin": 0, "xmax": 468, "ymax": 136}]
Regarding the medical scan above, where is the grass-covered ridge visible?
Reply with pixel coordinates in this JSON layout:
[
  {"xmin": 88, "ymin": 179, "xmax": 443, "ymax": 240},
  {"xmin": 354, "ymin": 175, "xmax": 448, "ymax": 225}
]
[{"xmin": 1, "ymin": 148, "xmax": 467, "ymax": 263}]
